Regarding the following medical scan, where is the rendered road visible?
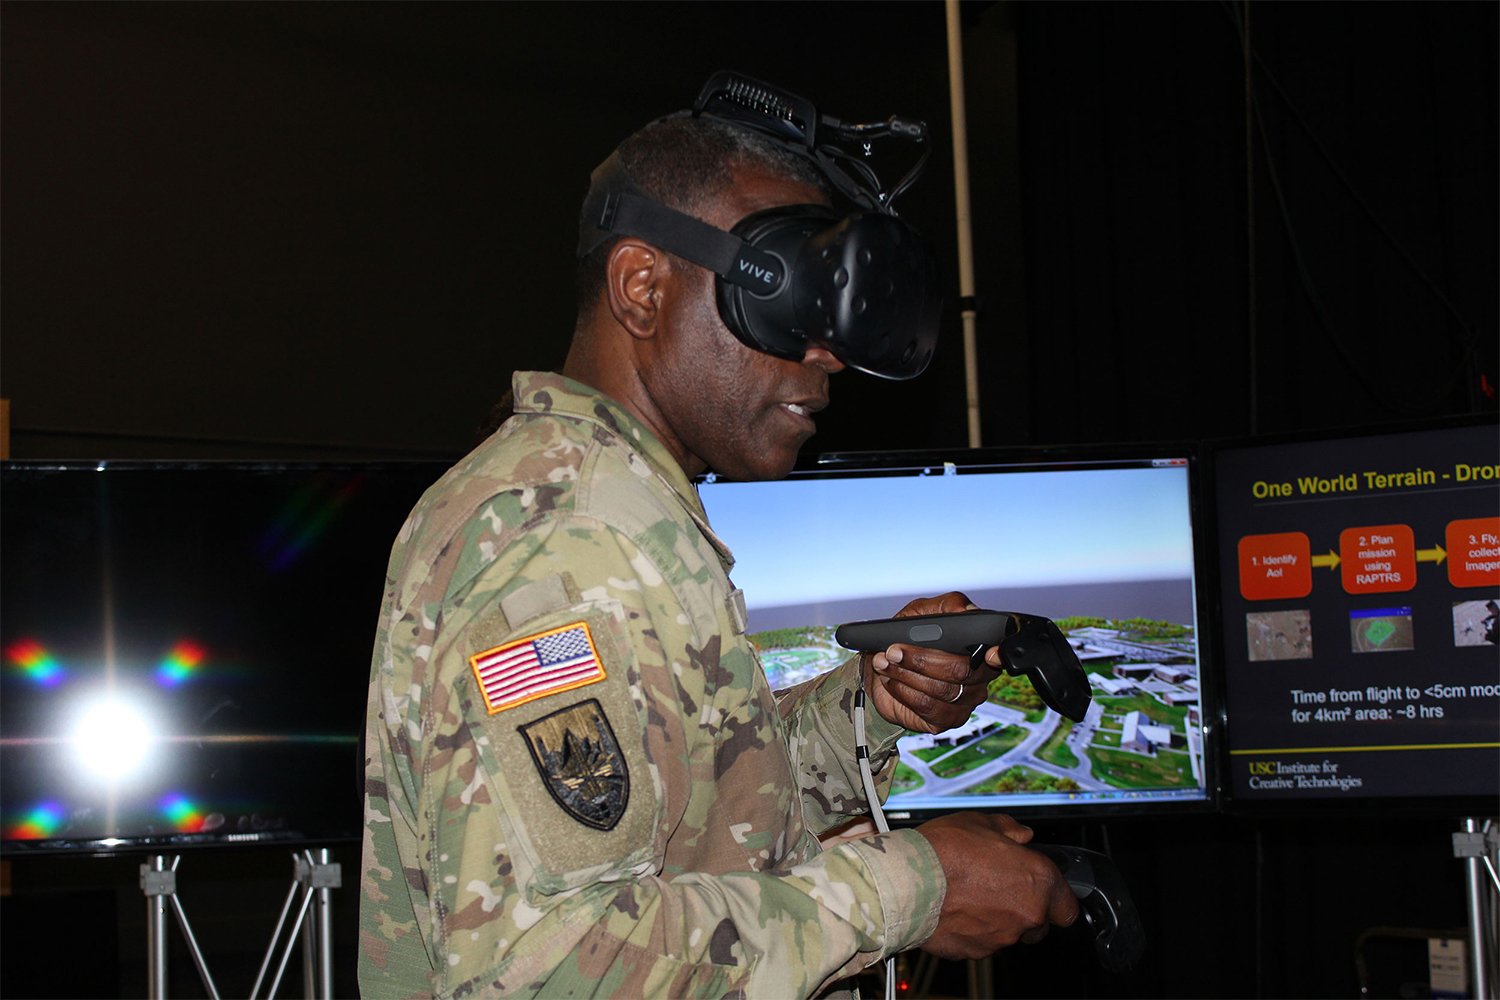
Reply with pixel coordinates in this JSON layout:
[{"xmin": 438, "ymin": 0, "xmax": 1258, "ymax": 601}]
[
  {"xmin": 900, "ymin": 703, "xmax": 1112, "ymax": 795},
  {"xmin": 755, "ymin": 630, "xmax": 1203, "ymax": 799}
]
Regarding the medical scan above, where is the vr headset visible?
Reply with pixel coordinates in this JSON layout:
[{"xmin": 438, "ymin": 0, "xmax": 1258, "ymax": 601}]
[{"xmin": 576, "ymin": 71, "xmax": 942, "ymax": 380}]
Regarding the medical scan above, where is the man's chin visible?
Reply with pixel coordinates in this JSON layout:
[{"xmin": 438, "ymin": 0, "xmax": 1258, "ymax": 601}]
[
  {"xmin": 761, "ymin": 436, "xmax": 812, "ymax": 480},
  {"xmin": 715, "ymin": 447, "xmax": 803, "ymax": 482}
]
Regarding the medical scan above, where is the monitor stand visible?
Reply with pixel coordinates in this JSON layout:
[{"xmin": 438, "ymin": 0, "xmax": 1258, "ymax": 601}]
[
  {"xmin": 139, "ymin": 849, "xmax": 341, "ymax": 999},
  {"xmin": 1456, "ymin": 818, "xmax": 1500, "ymax": 1000}
]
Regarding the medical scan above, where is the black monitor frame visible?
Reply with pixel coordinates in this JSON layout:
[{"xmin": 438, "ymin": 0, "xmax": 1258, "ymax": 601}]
[
  {"xmin": 1202, "ymin": 414, "xmax": 1500, "ymax": 819},
  {"xmin": 698, "ymin": 440, "xmax": 1225, "ymax": 822},
  {"xmin": 0, "ymin": 459, "xmax": 449, "ymax": 856}
]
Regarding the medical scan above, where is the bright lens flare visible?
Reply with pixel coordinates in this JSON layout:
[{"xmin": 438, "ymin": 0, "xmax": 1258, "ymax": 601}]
[
  {"xmin": 71, "ymin": 698, "xmax": 155, "ymax": 781},
  {"xmin": 160, "ymin": 793, "xmax": 205, "ymax": 833},
  {"xmin": 6, "ymin": 639, "xmax": 64, "ymax": 686},
  {"xmin": 155, "ymin": 640, "xmax": 205, "ymax": 686},
  {"xmin": 10, "ymin": 801, "xmax": 65, "ymax": 839}
]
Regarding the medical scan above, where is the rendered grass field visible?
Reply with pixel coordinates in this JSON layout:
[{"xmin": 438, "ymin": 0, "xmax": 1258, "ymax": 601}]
[
  {"xmin": 1037, "ymin": 720, "xmax": 1080, "ymax": 768},
  {"xmin": 1089, "ymin": 747, "xmax": 1193, "ymax": 788}
]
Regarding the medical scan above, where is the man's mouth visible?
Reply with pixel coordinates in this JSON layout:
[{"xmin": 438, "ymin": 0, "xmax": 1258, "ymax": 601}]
[{"xmin": 782, "ymin": 398, "xmax": 827, "ymax": 427}]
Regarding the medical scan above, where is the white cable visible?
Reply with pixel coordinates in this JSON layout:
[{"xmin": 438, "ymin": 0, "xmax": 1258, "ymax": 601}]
[
  {"xmin": 855, "ymin": 673, "xmax": 897, "ymax": 1000},
  {"xmin": 854, "ymin": 696, "xmax": 891, "ymax": 838}
]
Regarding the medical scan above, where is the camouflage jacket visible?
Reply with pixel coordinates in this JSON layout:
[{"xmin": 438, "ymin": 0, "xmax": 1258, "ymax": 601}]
[{"xmin": 360, "ymin": 371, "xmax": 945, "ymax": 999}]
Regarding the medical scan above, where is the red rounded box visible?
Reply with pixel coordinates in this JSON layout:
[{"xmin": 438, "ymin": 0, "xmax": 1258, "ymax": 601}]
[
  {"xmin": 1447, "ymin": 516, "xmax": 1500, "ymax": 588},
  {"xmin": 1239, "ymin": 532, "xmax": 1312, "ymax": 600},
  {"xmin": 1340, "ymin": 524, "xmax": 1415, "ymax": 594}
]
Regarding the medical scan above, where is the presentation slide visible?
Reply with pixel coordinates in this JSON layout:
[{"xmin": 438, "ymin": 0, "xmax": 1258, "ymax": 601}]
[
  {"xmin": 1214, "ymin": 422, "xmax": 1499, "ymax": 803},
  {"xmin": 699, "ymin": 457, "xmax": 1210, "ymax": 813}
]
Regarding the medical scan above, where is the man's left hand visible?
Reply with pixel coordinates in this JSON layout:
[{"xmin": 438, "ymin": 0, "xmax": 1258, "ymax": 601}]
[{"xmin": 864, "ymin": 592, "xmax": 1004, "ymax": 734}]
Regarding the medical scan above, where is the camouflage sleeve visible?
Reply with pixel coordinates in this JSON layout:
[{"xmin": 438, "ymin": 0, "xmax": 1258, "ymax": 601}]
[
  {"xmin": 362, "ymin": 664, "xmax": 440, "ymax": 998},
  {"xmin": 362, "ymin": 515, "xmax": 945, "ymax": 999},
  {"xmin": 773, "ymin": 661, "xmax": 907, "ymax": 835}
]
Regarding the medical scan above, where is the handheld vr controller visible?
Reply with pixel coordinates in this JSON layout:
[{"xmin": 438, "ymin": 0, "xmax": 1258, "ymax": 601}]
[
  {"xmin": 1031, "ymin": 845, "xmax": 1147, "ymax": 973},
  {"xmin": 834, "ymin": 609, "xmax": 1093, "ymax": 722},
  {"xmin": 577, "ymin": 71, "xmax": 942, "ymax": 380}
]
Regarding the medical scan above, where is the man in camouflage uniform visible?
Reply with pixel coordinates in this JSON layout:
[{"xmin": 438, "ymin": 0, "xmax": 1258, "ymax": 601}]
[{"xmin": 361, "ymin": 115, "xmax": 1077, "ymax": 999}]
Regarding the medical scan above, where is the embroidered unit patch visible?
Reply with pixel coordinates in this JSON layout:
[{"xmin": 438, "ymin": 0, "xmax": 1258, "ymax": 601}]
[
  {"xmin": 469, "ymin": 621, "xmax": 605, "ymax": 715},
  {"xmin": 519, "ymin": 699, "xmax": 629, "ymax": 830}
]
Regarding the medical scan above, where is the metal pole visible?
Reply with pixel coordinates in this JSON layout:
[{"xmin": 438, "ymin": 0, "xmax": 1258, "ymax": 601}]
[
  {"xmin": 315, "ymin": 849, "xmax": 335, "ymax": 999},
  {"xmin": 169, "ymin": 893, "xmax": 222, "ymax": 1000},
  {"xmin": 267, "ymin": 881, "xmax": 317, "ymax": 1000},
  {"xmin": 1243, "ymin": 0, "xmax": 1258, "ymax": 435},
  {"xmin": 1464, "ymin": 818, "xmax": 1495, "ymax": 1000},
  {"xmin": 945, "ymin": 0, "xmax": 982, "ymax": 448},
  {"xmin": 301, "ymin": 902, "xmax": 316, "ymax": 999},
  {"xmin": 964, "ymin": 955, "xmax": 993, "ymax": 999},
  {"xmin": 251, "ymin": 876, "xmax": 303, "ymax": 1000},
  {"xmin": 146, "ymin": 855, "xmax": 169, "ymax": 1000},
  {"xmin": 1492, "ymin": 818, "xmax": 1500, "ymax": 991}
]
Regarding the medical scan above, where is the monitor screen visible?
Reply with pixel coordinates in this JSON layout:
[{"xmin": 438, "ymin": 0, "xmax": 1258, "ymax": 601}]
[
  {"xmin": 1211, "ymin": 419, "xmax": 1499, "ymax": 809},
  {"xmin": 0, "ymin": 461, "xmax": 447, "ymax": 853},
  {"xmin": 697, "ymin": 446, "xmax": 1217, "ymax": 819}
]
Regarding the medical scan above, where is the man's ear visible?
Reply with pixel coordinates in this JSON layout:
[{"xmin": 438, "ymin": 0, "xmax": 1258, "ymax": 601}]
[{"xmin": 604, "ymin": 240, "xmax": 666, "ymax": 341}]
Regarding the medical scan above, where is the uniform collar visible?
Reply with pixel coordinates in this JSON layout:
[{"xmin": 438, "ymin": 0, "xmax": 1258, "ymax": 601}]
[{"xmin": 511, "ymin": 371, "xmax": 736, "ymax": 569}]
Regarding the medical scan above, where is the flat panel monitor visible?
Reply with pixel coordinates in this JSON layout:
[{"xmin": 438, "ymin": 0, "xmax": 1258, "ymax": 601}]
[
  {"xmin": 696, "ymin": 445, "xmax": 1218, "ymax": 819},
  {"xmin": 1211, "ymin": 418, "xmax": 1499, "ymax": 811},
  {"xmin": 0, "ymin": 461, "xmax": 447, "ymax": 853}
]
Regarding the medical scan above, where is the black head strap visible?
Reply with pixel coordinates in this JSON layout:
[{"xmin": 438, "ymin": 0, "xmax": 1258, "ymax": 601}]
[
  {"xmin": 577, "ymin": 153, "xmax": 787, "ymax": 293},
  {"xmin": 690, "ymin": 71, "xmax": 927, "ymax": 213}
]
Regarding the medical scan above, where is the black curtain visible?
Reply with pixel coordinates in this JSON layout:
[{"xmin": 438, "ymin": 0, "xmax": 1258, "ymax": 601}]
[{"xmin": 1010, "ymin": 1, "xmax": 1497, "ymax": 447}]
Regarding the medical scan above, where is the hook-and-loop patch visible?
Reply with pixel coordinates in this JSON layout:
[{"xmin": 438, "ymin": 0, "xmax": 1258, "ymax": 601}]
[
  {"xmin": 518, "ymin": 698, "xmax": 629, "ymax": 831},
  {"xmin": 468, "ymin": 621, "xmax": 605, "ymax": 715}
]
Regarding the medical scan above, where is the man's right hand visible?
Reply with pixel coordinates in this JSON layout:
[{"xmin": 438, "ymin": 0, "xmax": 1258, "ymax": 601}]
[{"xmin": 914, "ymin": 811, "xmax": 1080, "ymax": 959}]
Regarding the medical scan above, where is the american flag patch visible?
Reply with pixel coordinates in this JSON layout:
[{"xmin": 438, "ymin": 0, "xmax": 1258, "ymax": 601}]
[{"xmin": 469, "ymin": 622, "xmax": 605, "ymax": 715}]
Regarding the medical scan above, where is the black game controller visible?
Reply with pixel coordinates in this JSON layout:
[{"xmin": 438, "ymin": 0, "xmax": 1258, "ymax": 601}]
[
  {"xmin": 834, "ymin": 610, "xmax": 1092, "ymax": 722},
  {"xmin": 1032, "ymin": 844, "xmax": 1146, "ymax": 972}
]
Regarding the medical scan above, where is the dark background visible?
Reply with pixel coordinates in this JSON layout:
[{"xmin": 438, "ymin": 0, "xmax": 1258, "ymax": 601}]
[{"xmin": 2, "ymin": 2, "xmax": 1495, "ymax": 998}]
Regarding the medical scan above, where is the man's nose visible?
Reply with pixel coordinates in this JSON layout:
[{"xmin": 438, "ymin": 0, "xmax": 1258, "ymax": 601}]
[{"xmin": 802, "ymin": 344, "xmax": 845, "ymax": 374}]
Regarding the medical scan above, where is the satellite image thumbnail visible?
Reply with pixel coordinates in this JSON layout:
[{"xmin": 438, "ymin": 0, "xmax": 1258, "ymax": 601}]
[
  {"xmin": 1245, "ymin": 609, "xmax": 1313, "ymax": 662},
  {"xmin": 1349, "ymin": 608, "xmax": 1415, "ymax": 653},
  {"xmin": 1453, "ymin": 599, "xmax": 1499, "ymax": 647}
]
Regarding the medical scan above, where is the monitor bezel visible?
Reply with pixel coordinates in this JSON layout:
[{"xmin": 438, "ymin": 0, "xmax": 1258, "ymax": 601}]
[
  {"xmin": 1201, "ymin": 413, "xmax": 1500, "ymax": 819},
  {"xmin": 0, "ymin": 458, "xmax": 450, "ymax": 856},
  {"xmin": 699, "ymin": 439, "xmax": 1226, "ymax": 822}
]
